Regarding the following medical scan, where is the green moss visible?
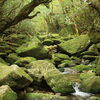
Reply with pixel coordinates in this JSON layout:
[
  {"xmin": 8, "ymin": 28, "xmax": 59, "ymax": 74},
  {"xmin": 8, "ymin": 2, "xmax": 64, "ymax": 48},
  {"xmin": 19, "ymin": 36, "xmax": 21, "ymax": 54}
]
[
  {"xmin": 73, "ymin": 64, "xmax": 92, "ymax": 72},
  {"xmin": 25, "ymin": 93, "xmax": 66, "ymax": 100},
  {"xmin": 15, "ymin": 57, "xmax": 36, "ymax": 67},
  {"xmin": 81, "ymin": 76, "xmax": 100, "ymax": 93},
  {"xmin": 58, "ymin": 34, "xmax": 90, "ymax": 54},
  {"xmin": 0, "ymin": 65, "xmax": 33, "ymax": 89},
  {"xmin": 0, "ymin": 85, "xmax": 17, "ymax": 100}
]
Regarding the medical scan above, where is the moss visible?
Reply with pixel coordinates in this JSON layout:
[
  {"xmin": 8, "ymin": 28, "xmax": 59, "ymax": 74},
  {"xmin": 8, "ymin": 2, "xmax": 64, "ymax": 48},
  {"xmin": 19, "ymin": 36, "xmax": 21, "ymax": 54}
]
[
  {"xmin": 58, "ymin": 60, "xmax": 76, "ymax": 68},
  {"xmin": 52, "ymin": 53, "xmax": 70, "ymax": 64},
  {"xmin": 15, "ymin": 57, "xmax": 36, "ymax": 67},
  {"xmin": 29, "ymin": 60, "xmax": 81, "ymax": 93},
  {"xmin": 81, "ymin": 76, "xmax": 100, "ymax": 93},
  {"xmin": 0, "ymin": 85, "xmax": 17, "ymax": 100},
  {"xmin": 6, "ymin": 53, "xmax": 20, "ymax": 64},
  {"xmin": 58, "ymin": 34, "xmax": 90, "ymax": 54},
  {"xmin": 80, "ymin": 71, "xmax": 95, "ymax": 80},
  {"xmin": 42, "ymin": 39, "xmax": 54, "ymax": 46},
  {"xmin": 25, "ymin": 93, "xmax": 66, "ymax": 100},
  {"xmin": 16, "ymin": 37, "xmax": 49, "ymax": 59},
  {"xmin": 73, "ymin": 64, "xmax": 93, "ymax": 72},
  {"xmin": 0, "ymin": 65, "xmax": 33, "ymax": 89}
]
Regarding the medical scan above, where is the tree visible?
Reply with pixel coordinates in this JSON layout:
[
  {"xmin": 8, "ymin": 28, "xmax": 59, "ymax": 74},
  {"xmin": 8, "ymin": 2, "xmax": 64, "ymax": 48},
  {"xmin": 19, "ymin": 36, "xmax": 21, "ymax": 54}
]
[{"xmin": 0, "ymin": 0, "xmax": 52, "ymax": 33}]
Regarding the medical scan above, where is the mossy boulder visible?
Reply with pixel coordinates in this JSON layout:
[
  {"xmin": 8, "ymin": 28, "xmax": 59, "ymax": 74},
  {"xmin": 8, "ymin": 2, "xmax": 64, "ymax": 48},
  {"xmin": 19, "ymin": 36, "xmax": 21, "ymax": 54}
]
[
  {"xmin": 58, "ymin": 34, "xmax": 90, "ymax": 55},
  {"xmin": 42, "ymin": 39, "xmax": 54, "ymax": 46},
  {"xmin": 25, "ymin": 93, "xmax": 66, "ymax": 100},
  {"xmin": 58, "ymin": 60, "xmax": 76, "ymax": 68},
  {"xmin": 29, "ymin": 60, "xmax": 81, "ymax": 93},
  {"xmin": 0, "ymin": 85, "xmax": 17, "ymax": 100},
  {"xmin": 6, "ymin": 53, "xmax": 20, "ymax": 64},
  {"xmin": 52, "ymin": 53, "xmax": 70, "ymax": 65},
  {"xmin": 81, "ymin": 76, "xmax": 100, "ymax": 93},
  {"xmin": 0, "ymin": 64, "xmax": 33, "ymax": 89},
  {"xmin": 16, "ymin": 37, "xmax": 49, "ymax": 59},
  {"xmin": 15, "ymin": 57, "xmax": 36, "ymax": 67},
  {"xmin": 73, "ymin": 64, "xmax": 93, "ymax": 72},
  {"xmin": 80, "ymin": 71, "xmax": 96, "ymax": 80},
  {"xmin": 0, "ymin": 58, "xmax": 7, "ymax": 65}
]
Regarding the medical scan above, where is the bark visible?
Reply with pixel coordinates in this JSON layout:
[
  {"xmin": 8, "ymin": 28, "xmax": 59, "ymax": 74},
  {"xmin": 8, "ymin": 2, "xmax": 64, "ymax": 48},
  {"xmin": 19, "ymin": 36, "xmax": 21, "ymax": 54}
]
[{"xmin": 0, "ymin": 0, "xmax": 52, "ymax": 33}]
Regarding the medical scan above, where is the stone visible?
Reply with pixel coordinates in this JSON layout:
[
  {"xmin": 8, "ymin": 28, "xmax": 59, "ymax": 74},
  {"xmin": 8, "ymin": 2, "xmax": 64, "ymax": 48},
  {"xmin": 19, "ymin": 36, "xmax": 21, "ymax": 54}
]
[
  {"xmin": 58, "ymin": 34, "xmax": 90, "ymax": 55},
  {"xmin": 73, "ymin": 64, "xmax": 93, "ymax": 72},
  {"xmin": 6, "ymin": 53, "xmax": 20, "ymax": 64},
  {"xmin": 80, "ymin": 71, "xmax": 95, "ymax": 80},
  {"xmin": 81, "ymin": 76, "xmax": 100, "ymax": 93},
  {"xmin": 58, "ymin": 60, "xmax": 76, "ymax": 68},
  {"xmin": 0, "ymin": 64, "xmax": 33, "ymax": 89},
  {"xmin": 42, "ymin": 39, "xmax": 54, "ymax": 46},
  {"xmin": 16, "ymin": 37, "xmax": 49, "ymax": 59},
  {"xmin": 0, "ymin": 85, "xmax": 17, "ymax": 100},
  {"xmin": 29, "ymin": 60, "xmax": 81, "ymax": 93},
  {"xmin": 52, "ymin": 53, "xmax": 70, "ymax": 65},
  {"xmin": 15, "ymin": 57, "xmax": 36, "ymax": 67}
]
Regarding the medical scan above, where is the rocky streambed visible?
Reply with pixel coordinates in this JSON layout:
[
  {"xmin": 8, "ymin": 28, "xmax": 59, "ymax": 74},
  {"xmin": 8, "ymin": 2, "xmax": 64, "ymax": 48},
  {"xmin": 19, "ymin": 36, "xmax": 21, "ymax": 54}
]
[{"xmin": 0, "ymin": 33, "xmax": 100, "ymax": 100}]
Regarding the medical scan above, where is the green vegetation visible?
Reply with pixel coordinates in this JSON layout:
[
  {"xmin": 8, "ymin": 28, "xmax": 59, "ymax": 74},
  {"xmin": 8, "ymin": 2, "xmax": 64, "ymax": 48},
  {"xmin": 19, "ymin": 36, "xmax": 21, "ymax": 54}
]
[{"xmin": 0, "ymin": 0, "xmax": 100, "ymax": 100}]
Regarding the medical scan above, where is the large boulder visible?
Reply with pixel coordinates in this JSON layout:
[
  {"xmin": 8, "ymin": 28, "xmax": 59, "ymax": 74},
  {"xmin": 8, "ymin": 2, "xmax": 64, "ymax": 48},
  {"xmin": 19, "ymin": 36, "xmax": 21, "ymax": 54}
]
[
  {"xmin": 0, "ymin": 64, "xmax": 33, "ymax": 89},
  {"xmin": 28, "ymin": 60, "xmax": 80, "ymax": 93},
  {"xmin": 15, "ymin": 57, "xmax": 36, "ymax": 67},
  {"xmin": 0, "ymin": 85, "xmax": 17, "ymax": 100},
  {"xmin": 81, "ymin": 76, "xmax": 100, "ymax": 93},
  {"xmin": 58, "ymin": 34, "xmax": 90, "ymax": 55},
  {"xmin": 16, "ymin": 37, "xmax": 49, "ymax": 59}
]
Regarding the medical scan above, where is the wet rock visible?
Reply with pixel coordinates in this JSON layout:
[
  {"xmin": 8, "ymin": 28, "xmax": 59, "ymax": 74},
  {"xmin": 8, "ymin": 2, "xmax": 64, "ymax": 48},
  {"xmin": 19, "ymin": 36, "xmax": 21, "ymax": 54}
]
[
  {"xmin": 16, "ymin": 37, "xmax": 49, "ymax": 59},
  {"xmin": 58, "ymin": 34, "xmax": 90, "ymax": 55},
  {"xmin": 0, "ymin": 85, "xmax": 17, "ymax": 100},
  {"xmin": 0, "ymin": 64, "xmax": 33, "ymax": 89}
]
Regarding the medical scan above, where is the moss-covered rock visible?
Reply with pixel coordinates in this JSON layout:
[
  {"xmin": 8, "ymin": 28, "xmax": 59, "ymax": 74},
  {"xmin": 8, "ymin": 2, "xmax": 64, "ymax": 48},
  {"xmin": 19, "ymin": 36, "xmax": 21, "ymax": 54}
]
[
  {"xmin": 80, "ymin": 71, "xmax": 96, "ymax": 80},
  {"xmin": 6, "ymin": 53, "xmax": 20, "ymax": 64},
  {"xmin": 16, "ymin": 37, "xmax": 49, "ymax": 59},
  {"xmin": 25, "ymin": 93, "xmax": 66, "ymax": 100},
  {"xmin": 81, "ymin": 76, "xmax": 100, "ymax": 93},
  {"xmin": 0, "ymin": 85, "xmax": 17, "ymax": 100},
  {"xmin": 0, "ymin": 64, "xmax": 33, "ymax": 89},
  {"xmin": 42, "ymin": 39, "xmax": 54, "ymax": 46},
  {"xmin": 52, "ymin": 53, "xmax": 70, "ymax": 65},
  {"xmin": 0, "ymin": 58, "xmax": 7, "ymax": 65},
  {"xmin": 73, "ymin": 64, "xmax": 93, "ymax": 72},
  {"xmin": 29, "ymin": 60, "xmax": 81, "ymax": 93},
  {"xmin": 58, "ymin": 34, "xmax": 90, "ymax": 55},
  {"xmin": 15, "ymin": 57, "xmax": 36, "ymax": 67},
  {"xmin": 58, "ymin": 60, "xmax": 76, "ymax": 68}
]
